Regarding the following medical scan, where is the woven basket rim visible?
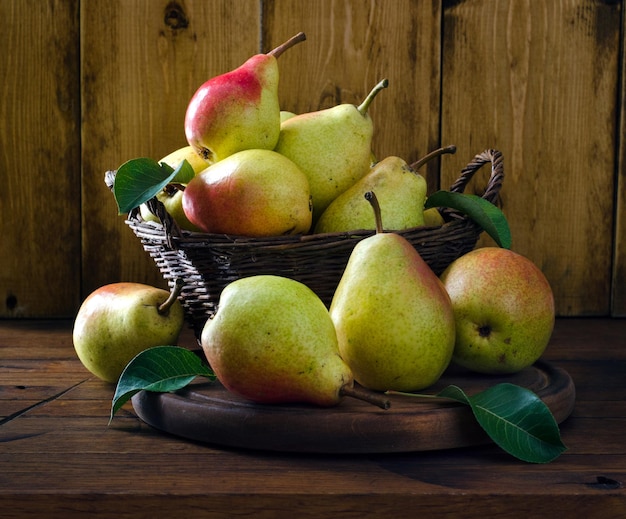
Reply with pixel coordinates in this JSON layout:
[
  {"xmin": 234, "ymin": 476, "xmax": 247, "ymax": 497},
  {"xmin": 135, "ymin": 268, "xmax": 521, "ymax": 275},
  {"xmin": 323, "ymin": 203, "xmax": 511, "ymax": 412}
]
[{"xmin": 115, "ymin": 148, "xmax": 504, "ymax": 248}]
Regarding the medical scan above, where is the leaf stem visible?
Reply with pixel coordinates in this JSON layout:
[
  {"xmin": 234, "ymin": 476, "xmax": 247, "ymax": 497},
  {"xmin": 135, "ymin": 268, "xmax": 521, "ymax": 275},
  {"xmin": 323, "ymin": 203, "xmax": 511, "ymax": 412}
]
[{"xmin": 385, "ymin": 389, "xmax": 461, "ymax": 404}]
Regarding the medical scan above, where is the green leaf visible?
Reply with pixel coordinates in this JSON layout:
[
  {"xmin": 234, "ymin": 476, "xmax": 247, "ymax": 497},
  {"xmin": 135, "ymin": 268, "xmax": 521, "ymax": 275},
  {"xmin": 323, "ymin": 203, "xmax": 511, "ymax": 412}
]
[
  {"xmin": 110, "ymin": 346, "xmax": 215, "ymax": 423},
  {"xmin": 437, "ymin": 383, "xmax": 567, "ymax": 463},
  {"xmin": 113, "ymin": 157, "xmax": 195, "ymax": 214},
  {"xmin": 424, "ymin": 191, "xmax": 512, "ymax": 249},
  {"xmin": 167, "ymin": 158, "xmax": 196, "ymax": 185}
]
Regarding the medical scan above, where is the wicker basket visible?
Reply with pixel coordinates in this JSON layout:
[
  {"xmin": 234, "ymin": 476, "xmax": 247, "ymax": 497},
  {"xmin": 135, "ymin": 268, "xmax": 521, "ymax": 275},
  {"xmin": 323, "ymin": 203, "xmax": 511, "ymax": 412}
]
[{"xmin": 107, "ymin": 148, "xmax": 504, "ymax": 336}]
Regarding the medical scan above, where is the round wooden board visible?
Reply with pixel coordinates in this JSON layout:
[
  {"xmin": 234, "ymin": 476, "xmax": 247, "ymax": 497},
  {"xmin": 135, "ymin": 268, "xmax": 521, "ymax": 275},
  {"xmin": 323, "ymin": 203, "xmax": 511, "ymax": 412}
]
[{"xmin": 132, "ymin": 360, "xmax": 575, "ymax": 454}]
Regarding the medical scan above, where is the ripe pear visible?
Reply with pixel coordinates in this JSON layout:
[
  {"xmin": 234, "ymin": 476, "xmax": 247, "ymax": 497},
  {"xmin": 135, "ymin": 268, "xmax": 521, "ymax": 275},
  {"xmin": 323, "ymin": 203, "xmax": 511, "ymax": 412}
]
[
  {"xmin": 184, "ymin": 32, "xmax": 306, "ymax": 164},
  {"xmin": 274, "ymin": 79, "xmax": 388, "ymax": 222},
  {"xmin": 329, "ymin": 192, "xmax": 456, "ymax": 392},
  {"xmin": 140, "ymin": 145, "xmax": 209, "ymax": 231},
  {"xmin": 440, "ymin": 247, "xmax": 555, "ymax": 374},
  {"xmin": 73, "ymin": 281, "xmax": 185, "ymax": 383},
  {"xmin": 182, "ymin": 149, "xmax": 312, "ymax": 236},
  {"xmin": 160, "ymin": 144, "xmax": 212, "ymax": 173},
  {"xmin": 422, "ymin": 207, "xmax": 445, "ymax": 227},
  {"xmin": 280, "ymin": 110, "xmax": 297, "ymax": 123},
  {"xmin": 314, "ymin": 146, "xmax": 456, "ymax": 233},
  {"xmin": 314, "ymin": 156, "xmax": 427, "ymax": 233},
  {"xmin": 200, "ymin": 275, "xmax": 354, "ymax": 407}
]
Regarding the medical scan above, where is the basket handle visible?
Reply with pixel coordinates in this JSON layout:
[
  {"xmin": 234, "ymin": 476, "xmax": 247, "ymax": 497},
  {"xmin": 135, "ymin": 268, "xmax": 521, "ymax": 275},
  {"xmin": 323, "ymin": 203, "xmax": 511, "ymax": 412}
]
[{"xmin": 448, "ymin": 149, "xmax": 504, "ymax": 205}]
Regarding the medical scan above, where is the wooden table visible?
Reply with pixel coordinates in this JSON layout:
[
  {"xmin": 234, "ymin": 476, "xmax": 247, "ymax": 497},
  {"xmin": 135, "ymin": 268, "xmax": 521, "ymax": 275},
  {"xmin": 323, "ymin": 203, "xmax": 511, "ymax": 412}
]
[{"xmin": 1, "ymin": 318, "xmax": 625, "ymax": 518}]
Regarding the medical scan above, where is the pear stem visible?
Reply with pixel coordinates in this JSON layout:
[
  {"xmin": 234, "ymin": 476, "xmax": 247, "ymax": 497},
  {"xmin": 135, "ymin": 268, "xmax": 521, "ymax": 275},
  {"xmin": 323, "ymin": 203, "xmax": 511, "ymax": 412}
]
[
  {"xmin": 267, "ymin": 32, "xmax": 307, "ymax": 58},
  {"xmin": 341, "ymin": 385, "xmax": 391, "ymax": 410},
  {"xmin": 364, "ymin": 191, "xmax": 384, "ymax": 234},
  {"xmin": 410, "ymin": 144, "xmax": 457, "ymax": 171},
  {"xmin": 357, "ymin": 79, "xmax": 389, "ymax": 115},
  {"xmin": 158, "ymin": 278, "xmax": 184, "ymax": 315}
]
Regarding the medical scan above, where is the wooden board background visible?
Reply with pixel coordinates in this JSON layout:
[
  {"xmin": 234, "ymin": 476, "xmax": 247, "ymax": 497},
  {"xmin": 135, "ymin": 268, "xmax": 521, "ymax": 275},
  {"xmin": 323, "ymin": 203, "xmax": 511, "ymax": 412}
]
[
  {"xmin": 1, "ymin": 0, "xmax": 624, "ymax": 318},
  {"xmin": 0, "ymin": 0, "xmax": 81, "ymax": 317}
]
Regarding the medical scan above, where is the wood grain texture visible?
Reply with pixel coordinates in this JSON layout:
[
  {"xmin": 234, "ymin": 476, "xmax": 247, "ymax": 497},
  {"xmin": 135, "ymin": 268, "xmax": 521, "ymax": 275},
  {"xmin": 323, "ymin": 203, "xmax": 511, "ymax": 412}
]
[
  {"xmin": 0, "ymin": 318, "xmax": 624, "ymax": 518},
  {"xmin": 441, "ymin": 0, "xmax": 620, "ymax": 316},
  {"xmin": 80, "ymin": 0, "xmax": 261, "ymax": 297},
  {"xmin": 131, "ymin": 360, "xmax": 575, "ymax": 454},
  {"xmin": 263, "ymin": 0, "xmax": 443, "ymax": 189},
  {"xmin": 613, "ymin": 2, "xmax": 626, "ymax": 316},
  {"xmin": 0, "ymin": 0, "xmax": 81, "ymax": 317}
]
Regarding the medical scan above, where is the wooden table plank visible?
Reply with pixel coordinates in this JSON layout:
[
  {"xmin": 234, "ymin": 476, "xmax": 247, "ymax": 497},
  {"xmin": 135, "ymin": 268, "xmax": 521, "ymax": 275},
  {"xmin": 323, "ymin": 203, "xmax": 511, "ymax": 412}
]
[{"xmin": 0, "ymin": 318, "xmax": 625, "ymax": 518}]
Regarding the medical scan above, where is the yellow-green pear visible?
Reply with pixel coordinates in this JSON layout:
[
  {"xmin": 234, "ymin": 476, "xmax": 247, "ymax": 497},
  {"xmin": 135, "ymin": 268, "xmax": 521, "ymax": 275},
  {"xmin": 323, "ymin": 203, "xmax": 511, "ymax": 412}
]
[
  {"xmin": 314, "ymin": 156, "xmax": 427, "ymax": 233},
  {"xmin": 73, "ymin": 282, "xmax": 185, "ymax": 383},
  {"xmin": 369, "ymin": 151, "xmax": 378, "ymax": 166},
  {"xmin": 314, "ymin": 146, "xmax": 456, "ymax": 233},
  {"xmin": 329, "ymin": 192, "xmax": 456, "ymax": 392},
  {"xmin": 422, "ymin": 207, "xmax": 445, "ymax": 227},
  {"xmin": 160, "ymin": 144, "xmax": 212, "ymax": 173},
  {"xmin": 274, "ymin": 79, "xmax": 388, "ymax": 222},
  {"xmin": 414, "ymin": 145, "xmax": 457, "ymax": 228},
  {"xmin": 185, "ymin": 33, "xmax": 306, "ymax": 164},
  {"xmin": 140, "ymin": 145, "xmax": 209, "ymax": 231},
  {"xmin": 280, "ymin": 110, "xmax": 297, "ymax": 123},
  {"xmin": 200, "ymin": 275, "xmax": 354, "ymax": 407}
]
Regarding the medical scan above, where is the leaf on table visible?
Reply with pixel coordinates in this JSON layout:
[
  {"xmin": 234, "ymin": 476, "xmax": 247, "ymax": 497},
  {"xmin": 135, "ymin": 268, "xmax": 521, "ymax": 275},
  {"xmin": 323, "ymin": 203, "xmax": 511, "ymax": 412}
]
[
  {"xmin": 424, "ymin": 191, "xmax": 512, "ymax": 249},
  {"xmin": 110, "ymin": 345, "xmax": 215, "ymax": 423},
  {"xmin": 113, "ymin": 157, "xmax": 195, "ymax": 214},
  {"xmin": 437, "ymin": 383, "xmax": 567, "ymax": 463}
]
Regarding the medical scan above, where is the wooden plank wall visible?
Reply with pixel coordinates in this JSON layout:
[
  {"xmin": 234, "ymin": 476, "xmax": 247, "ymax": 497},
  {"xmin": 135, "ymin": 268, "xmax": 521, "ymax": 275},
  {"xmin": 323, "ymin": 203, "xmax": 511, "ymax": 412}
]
[
  {"xmin": 440, "ymin": 1, "xmax": 621, "ymax": 316},
  {"xmin": 1, "ymin": 0, "xmax": 624, "ymax": 318},
  {"xmin": 0, "ymin": 0, "xmax": 81, "ymax": 317}
]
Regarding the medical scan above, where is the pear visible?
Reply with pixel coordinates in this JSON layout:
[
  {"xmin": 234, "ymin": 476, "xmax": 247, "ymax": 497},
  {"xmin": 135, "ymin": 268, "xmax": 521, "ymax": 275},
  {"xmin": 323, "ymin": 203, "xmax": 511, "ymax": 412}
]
[
  {"xmin": 182, "ymin": 149, "xmax": 312, "ymax": 236},
  {"xmin": 140, "ymin": 145, "xmax": 209, "ymax": 231},
  {"xmin": 73, "ymin": 281, "xmax": 185, "ymax": 383},
  {"xmin": 314, "ymin": 156, "xmax": 426, "ymax": 233},
  {"xmin": 274, "ymin": 79, "xmax": 389, "ymax": 222},
  {"xmin": 422, "ymin": 207, "xmax": 445, "ymax": 227},
  {"xmin": 329, "ymin": 192, "xmax": 456, "ymax": 392},
  {"xmin": 280, "ymin": 110, "xmax": 297, "ymax": 123},
  {"xmin": 314, "ymin": 145, "xmax": 456, "ymax": 233},
  {"xmin": 201, "ymin": 275, "xmax": 388, "ymax": 408},
  {"xmin": 440, "ymin": 247, "xmax": 555, "ymax": 374},
  {"xmin": 139, "ymin": 184, "xmax": 203, "ymax": 232},
  {"xmin": 159, "ymin": 144, "xmax": 212, "ymax": 174},
  {"xmin": 185, "ymin": 32, "xmax": 306, "ymax": 164}
]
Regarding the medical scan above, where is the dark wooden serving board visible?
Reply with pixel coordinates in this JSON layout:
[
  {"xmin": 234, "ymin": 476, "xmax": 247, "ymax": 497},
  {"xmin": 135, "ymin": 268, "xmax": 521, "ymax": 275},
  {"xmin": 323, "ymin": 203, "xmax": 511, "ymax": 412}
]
[{"xmin": 132, "ymin": 360, "xmax": 575, "ymax": 454}]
